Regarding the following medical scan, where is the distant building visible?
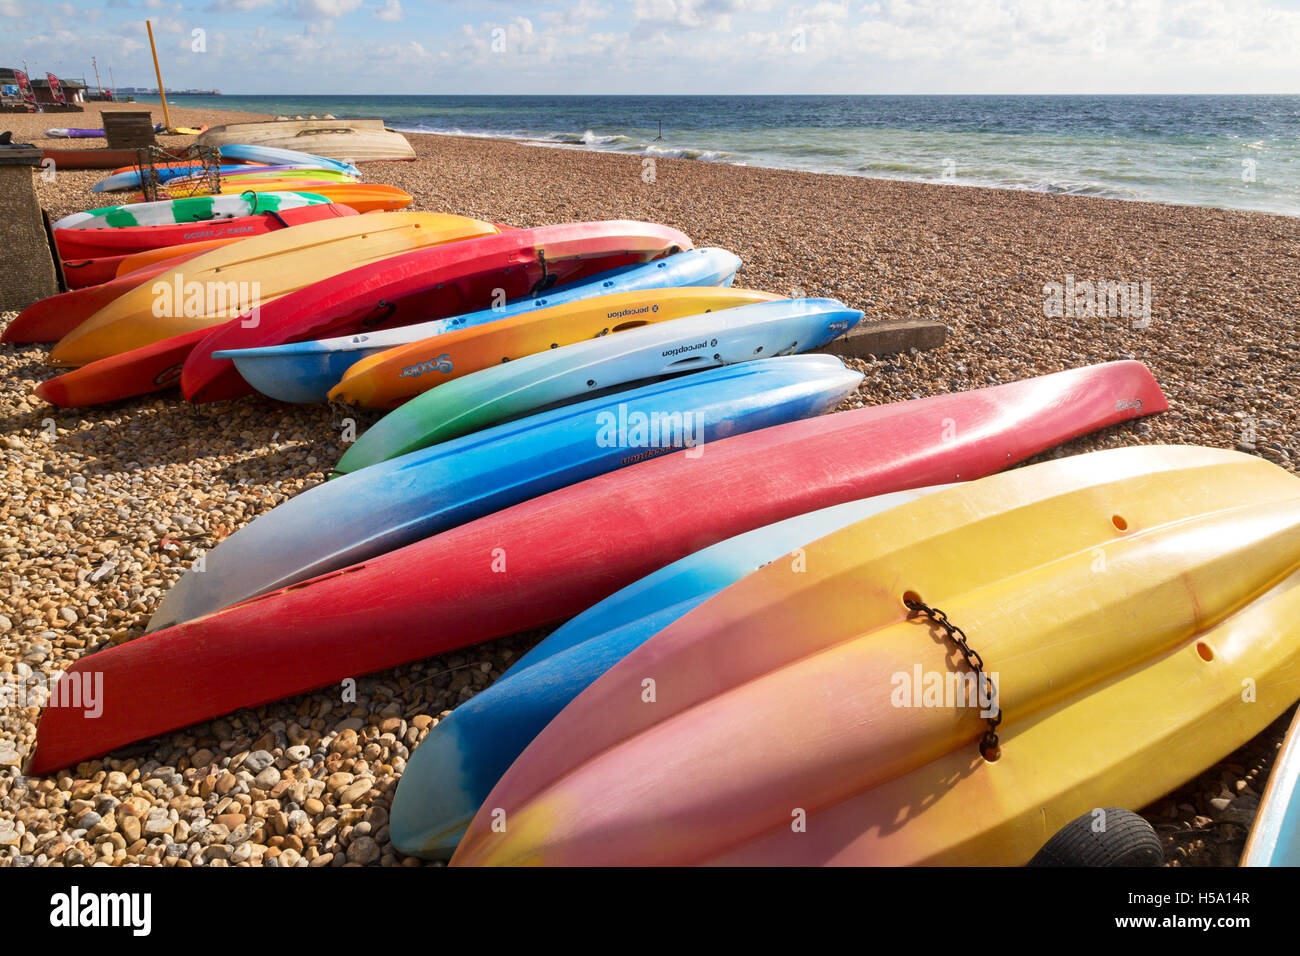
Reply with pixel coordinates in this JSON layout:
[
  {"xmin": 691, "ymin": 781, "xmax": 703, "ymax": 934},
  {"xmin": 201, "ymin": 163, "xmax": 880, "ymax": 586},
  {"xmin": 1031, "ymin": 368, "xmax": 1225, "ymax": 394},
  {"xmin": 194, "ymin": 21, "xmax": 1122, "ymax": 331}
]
[{"xmin": 0, "ymin": 69, "xmax": 87, "ymax": 109}]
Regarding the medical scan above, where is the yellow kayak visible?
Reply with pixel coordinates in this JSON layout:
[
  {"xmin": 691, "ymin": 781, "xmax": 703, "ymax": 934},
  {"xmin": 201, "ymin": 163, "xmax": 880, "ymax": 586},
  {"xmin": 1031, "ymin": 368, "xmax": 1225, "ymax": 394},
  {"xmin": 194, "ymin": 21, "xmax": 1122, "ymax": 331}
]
[
  {"xmin": 328, "ymin": 287, "xmax": 783, "ymax": 409},
  {"xmin": 452, "ymin": 445, "xmax": 1300, "ymax": 866},
  {"xmin": 49, "ymin": 212, "xmax": 499, "ymax": 367}
]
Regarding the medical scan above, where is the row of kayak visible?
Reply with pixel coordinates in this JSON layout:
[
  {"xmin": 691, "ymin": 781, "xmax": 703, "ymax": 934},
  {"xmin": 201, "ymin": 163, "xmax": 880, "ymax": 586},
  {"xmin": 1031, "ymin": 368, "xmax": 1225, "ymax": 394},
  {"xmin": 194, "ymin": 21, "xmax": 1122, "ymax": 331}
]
[{"xmin": 17, "ymin": 156, "xmax": 1300, "ymax": 866}]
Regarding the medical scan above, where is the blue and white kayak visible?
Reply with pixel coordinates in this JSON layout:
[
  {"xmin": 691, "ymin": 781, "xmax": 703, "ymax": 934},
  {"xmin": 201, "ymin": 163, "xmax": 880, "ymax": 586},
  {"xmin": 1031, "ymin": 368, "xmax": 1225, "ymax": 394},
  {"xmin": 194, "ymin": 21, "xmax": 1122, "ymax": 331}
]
[
  {"xmin": 388, "ymin": 484, "xmax": 951, "ymax": 859},
  {"xmin": 148, "ymin": 354, "xmax": 863, "ymax": 631},
  {"xmin": 216, "ymin": 143, "xmax": 361, "ymax": 178},
  {"xmin": 212, "ymin": 247, "xmax": 744, "ymax": 404},
  {"xmin": 332, "ymin": 296, "xmax": 863, "ymax": 473}
]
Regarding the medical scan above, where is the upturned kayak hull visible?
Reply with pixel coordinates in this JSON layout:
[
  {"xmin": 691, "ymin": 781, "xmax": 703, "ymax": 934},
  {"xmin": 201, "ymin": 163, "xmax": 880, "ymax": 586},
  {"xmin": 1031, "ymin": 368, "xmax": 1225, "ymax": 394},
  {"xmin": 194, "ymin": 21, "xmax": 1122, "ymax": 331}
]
[
  {"xmin": 179, "ymin": 221, "xmax": 697, "ymax": 403},
  {"xmin": 214, "ymin": 247, "xmax": 742, "ymax": 404},
  {"xmin": 333, "ymin": 297, "xmax": 861, "ymax": 473},
  {"xmin": 25, "ymin": 361, "xmax": 1167, "ymax": 775},
  {"xmin": 451, "ymin": 446, "xmax": 1300, "ymax": 866},
  {"xmin": 48, "ymin": 212, "xmax": 500, "ymax": 366},
  {"xmin": 392, "ymin": 485, "xmax": 949, "ymax": 859}
]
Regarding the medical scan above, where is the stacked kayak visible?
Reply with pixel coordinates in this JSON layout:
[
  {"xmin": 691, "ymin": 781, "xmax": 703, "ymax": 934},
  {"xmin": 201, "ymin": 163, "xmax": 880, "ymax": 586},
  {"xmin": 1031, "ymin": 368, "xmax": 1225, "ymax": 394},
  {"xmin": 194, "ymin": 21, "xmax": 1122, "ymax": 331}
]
[
  {"xmin": 27, "ymin": 361, "xmax": 1167, "ymax": 773},
  {"xmin": 23, "ymin": 147, "xmax": 1280, "ymax": 874},
  {"xmin": 215, "ymin": 247, "xmax": 744, "ymax": 403},
  {"xmin": 445, "ymin": 445, "xmax": 1300, "ymax": 866},
  {"xmin": 391, "ymin": 483, "xmax": 952, "ymax": 858},
  {"xmin": 46, "ymin": 211, "xmax": 502, "ymax": 367}
]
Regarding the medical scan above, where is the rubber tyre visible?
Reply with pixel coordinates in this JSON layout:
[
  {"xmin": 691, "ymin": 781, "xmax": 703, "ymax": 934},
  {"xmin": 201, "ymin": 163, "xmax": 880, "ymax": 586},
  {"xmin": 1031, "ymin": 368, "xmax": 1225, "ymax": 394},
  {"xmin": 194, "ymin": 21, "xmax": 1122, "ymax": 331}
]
[{"xmin": 1027, "ymin": 808, "xmax": 1164, "ymax": 867}]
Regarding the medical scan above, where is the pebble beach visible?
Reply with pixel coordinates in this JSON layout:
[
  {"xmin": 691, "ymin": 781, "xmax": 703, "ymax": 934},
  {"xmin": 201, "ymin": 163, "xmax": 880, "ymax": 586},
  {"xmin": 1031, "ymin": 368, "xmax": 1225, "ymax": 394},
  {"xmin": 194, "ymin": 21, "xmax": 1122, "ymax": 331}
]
[{"xmin": 1, "ymin": 102, "xmax": 1298, "ymax": 867}]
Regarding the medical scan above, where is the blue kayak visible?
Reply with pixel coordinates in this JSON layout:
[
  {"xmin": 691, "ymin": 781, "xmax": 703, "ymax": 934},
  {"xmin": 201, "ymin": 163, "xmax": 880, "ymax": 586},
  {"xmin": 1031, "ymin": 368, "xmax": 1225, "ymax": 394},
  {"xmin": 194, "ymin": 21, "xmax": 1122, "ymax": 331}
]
[
  {"xmin": 216, "ymin": 143, "xmax": 361, "ymax": 177},
  {"xmin": 388, "ymin": 484, "xmax": 950, "ymax": 859},
  {"xmin": 148, "ymin": 354, "xmax": 863, "ymax": 631},
  {"xmin": 1242, "ymin": 707, "xmax": 1300, "ymax": 866},
  {"xmin": 213, "ymin": 247, "xmax": 743, "ymax": 404}
]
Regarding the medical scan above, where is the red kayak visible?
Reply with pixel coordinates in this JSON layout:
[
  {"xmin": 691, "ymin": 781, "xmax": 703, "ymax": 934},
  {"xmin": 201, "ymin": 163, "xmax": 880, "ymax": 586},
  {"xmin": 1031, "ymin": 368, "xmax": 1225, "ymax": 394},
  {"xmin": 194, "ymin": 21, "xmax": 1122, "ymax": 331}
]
[
  {"xmin": 25, "ymin": 361, "xmax": 1167, "ymax": 774},
  {"xmin": 52, "ymin": 202, "xmax": 358, "ymax": 261},
  {"xmin": 180, "ymin": 221, "xmax": 694, "ymax": 403},
  {"xmin": 34, "ymin": 328, "xmax": 213, "ymax": 407},
  {"xmin": 60, "ymin": 237, "xmax": 244, "ymax": 290},
  {"xmin": 2, "ymin": 252, "xmax": 210, "ymax": 345}
]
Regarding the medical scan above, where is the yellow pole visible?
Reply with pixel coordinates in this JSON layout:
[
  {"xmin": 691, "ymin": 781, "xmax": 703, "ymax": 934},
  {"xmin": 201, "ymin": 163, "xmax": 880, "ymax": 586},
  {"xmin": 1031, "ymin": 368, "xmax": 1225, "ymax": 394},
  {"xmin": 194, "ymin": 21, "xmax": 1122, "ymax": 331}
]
[{"xmin": 146, "ymin": 19, "xmax": 173, "ymax": 132}]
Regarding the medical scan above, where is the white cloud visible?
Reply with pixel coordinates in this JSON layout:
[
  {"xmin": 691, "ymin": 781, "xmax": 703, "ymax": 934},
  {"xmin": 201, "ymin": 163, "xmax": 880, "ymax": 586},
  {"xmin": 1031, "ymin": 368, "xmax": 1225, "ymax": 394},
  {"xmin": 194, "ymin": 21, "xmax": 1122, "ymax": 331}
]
[
  {"xmin": 373, "ymin": 0, "xmax": 401, "ymax": 22},
  {"xmin": 291, "ymin": 0, "xmax": 362, "ymax": 20}
]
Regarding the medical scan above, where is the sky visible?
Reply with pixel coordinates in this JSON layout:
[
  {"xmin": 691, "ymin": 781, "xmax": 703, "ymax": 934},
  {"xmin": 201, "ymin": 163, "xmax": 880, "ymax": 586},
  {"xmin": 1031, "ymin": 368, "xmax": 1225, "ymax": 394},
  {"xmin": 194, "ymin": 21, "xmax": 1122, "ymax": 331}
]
[{"xmin": 5, "ymin": 0, "xmax": 1300, "ymax": 95}]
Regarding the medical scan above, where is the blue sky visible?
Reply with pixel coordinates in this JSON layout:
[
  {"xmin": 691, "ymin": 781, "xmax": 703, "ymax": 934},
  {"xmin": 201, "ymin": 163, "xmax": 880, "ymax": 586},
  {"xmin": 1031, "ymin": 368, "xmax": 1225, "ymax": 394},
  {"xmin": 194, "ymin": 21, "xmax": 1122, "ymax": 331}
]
[{"xmin": 6, "ymin": 0, "xmax": 1300, "ymax": 94}]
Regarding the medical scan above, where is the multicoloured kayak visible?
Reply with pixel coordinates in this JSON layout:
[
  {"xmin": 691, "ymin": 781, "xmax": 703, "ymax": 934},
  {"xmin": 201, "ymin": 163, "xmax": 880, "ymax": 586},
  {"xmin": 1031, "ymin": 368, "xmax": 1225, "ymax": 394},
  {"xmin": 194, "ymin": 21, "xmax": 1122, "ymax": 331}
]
[
  {"xmin": 92, "ymin": 164, "xmax": 287, "ymax": 193},
  {"xmin": 27, "ymin": 362, "xmax": 1166, "ymax": 774},
  {"xmin": 391, "ymin": 484, "xmax": 949, "ymax": 859},
  {"xmin": 327, "ymin": 286, "xmax": 782, "ymax": 410},
  {"xmin": 332, "ymin": 297, "xmax": 861, "ymax": 473},
  {"xmin": 1242, "ymin": 707, "xmax": 1300, "ymax": 866},
  {"xmin": 52, "ymin": 191, "xmax": 332, "ymax": 231},
  {"xmin": 212, "ymin": 247, "xmax": 741, "ymax": 404},
  {"xmin": 151, "ymin": 355, "xmax": 862, "ymax": 628},
  {"xmin": 154, "ymin": 167, "xmax": 361, "ymax": 190},
  {"xmin": 48, "ymin": 212, "xmax": 500, "ymax": 367},
  {"xmin": 450, "ymin": 446, "xmax": 1300, "ymax": 866},
  {"xmin": 45, "ymin": 128, "xmax": 106, "ymax": 139},
  {"xmin": 147, "ymin": 181, "xmax": 413, "ymax": 213},
  {"xmin": 52, "ymin": 201, "xmax": 358, "ymax": 261}
]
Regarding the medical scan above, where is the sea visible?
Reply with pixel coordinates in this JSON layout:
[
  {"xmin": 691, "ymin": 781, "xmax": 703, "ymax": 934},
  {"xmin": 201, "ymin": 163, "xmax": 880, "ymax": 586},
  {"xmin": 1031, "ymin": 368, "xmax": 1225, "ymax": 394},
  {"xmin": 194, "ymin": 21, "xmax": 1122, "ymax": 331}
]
[{"xmin": 137, "ymin": 94, "xmax": 1300, "ymax": 217}]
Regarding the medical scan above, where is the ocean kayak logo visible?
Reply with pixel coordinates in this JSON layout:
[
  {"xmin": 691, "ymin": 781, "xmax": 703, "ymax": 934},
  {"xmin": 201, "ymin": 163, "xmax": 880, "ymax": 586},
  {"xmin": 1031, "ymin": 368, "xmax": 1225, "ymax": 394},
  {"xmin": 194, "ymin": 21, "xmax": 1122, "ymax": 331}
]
[
  {"xmin": 596, "ymin": 404, "xmax": 706, "ymax": 460},
  {"xmin": 151, "ymin": 274, "xmax": 262, "ymax": 327},
  {"xmin": 1115, "ymin": 398, "xmax": 1143, "ymax": 413},
  {"xmin": 50, "ymin": 886, "xmax": 151, "ymax": 936},
  {"xmin": 1042, "ymin": 274, "xmax": 1152, "ymax": 329},
  {"xmin": 399, "ymin": 354, "xmax": 454, "ymax": 379},
  {"xmin": 890, "ymin": 665, "xmax": 1000, "ymax": 719},
  {"xmin": 1, "ymin": 670, "xmax": 103, "ymax": 718}
]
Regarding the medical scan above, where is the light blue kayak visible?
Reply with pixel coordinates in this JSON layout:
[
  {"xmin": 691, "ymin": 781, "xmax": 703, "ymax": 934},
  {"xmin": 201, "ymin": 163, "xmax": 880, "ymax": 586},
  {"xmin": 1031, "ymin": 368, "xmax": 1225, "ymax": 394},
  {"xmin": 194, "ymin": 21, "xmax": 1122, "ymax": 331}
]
[
  {"xmin": 1242, "ymin": 707, "xmax": 1300, "ymax": 866},
  {"xmin": 213, "ymin": 247, "xmax": 744, "ymax": 404},
  {"xmin": 216, "ymin": 143, "xmax": 361, "ymax": 178},
  {"xmin": 334, "ymin": 297, "xmax": 863, "ymax": 473},
  {"xmin": 388, "ymin": 484, "xmax": 951, "ymax": 859},
  {"xmin": 147, "ymin": 354, "xmax": 862, "ymax": 632}
]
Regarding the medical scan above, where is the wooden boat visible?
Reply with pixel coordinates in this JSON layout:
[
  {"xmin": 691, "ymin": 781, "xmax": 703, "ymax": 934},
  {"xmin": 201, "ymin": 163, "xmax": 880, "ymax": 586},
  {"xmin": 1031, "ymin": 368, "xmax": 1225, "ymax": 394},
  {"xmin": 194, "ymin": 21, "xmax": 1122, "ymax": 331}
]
[{"xmin": 196, "ymin": 118, "xmax": 415, "ymax": 163}]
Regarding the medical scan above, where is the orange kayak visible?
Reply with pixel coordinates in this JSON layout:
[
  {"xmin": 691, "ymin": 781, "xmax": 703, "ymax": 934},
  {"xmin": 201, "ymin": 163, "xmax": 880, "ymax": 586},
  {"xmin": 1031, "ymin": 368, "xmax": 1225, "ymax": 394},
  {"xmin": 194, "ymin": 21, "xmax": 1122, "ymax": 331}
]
[
  {"xmin": 328, "ymin": 287, "xmax": 782, "ymax": 410},
  {"xmin": 3, "ymin": 249, "xmax": 212, "ymax": 344},
  {"xmin": 35, "ymin": 328, "xmax": 214, "ymax": 408}
]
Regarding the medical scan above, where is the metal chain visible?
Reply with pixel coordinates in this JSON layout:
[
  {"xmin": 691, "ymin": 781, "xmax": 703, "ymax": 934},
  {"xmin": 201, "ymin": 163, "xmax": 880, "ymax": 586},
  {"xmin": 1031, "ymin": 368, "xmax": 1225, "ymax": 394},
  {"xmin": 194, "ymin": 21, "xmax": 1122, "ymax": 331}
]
[{"xmin": 904, "ymin": 597, "xmax": 1002, "ymax": 761}]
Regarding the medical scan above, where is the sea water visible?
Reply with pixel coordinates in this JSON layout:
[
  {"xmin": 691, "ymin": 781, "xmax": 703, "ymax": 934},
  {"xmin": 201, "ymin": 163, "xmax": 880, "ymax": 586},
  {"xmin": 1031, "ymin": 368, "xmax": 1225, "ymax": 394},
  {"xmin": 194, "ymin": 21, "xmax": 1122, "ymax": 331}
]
[{"xmin": 140, "ymin": 94, "xmax": 1300, "ymax": 217}]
